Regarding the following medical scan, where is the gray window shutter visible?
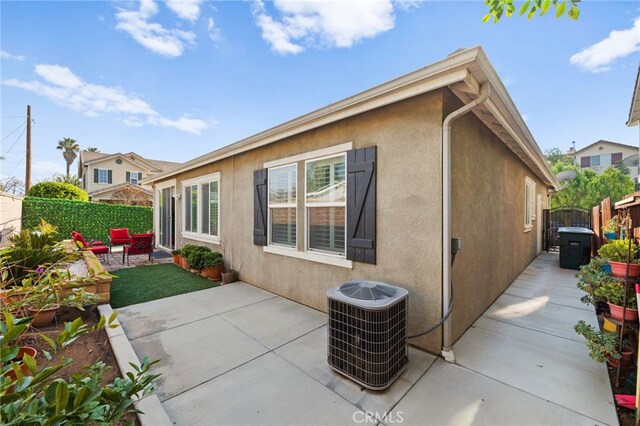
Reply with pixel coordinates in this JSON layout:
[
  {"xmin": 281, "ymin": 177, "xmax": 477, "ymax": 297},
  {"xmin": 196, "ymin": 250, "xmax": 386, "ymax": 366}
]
[
  {"xmin": 107, "ymin": 170, "xmax": 113, "ymax": 184},
  {"xmin": 253, "ymin": 169, "xmax": 268, "ymax": 246},
  {"xmin": 138, "ymin": 172, "xmax": 143, "ymax": 182},
  {"xmin": 346, "ymin": 146, "xmax": 376, "ymax": 264},
  {"xmin": 126, "ymin": 171, "xmax": 131, "ymax": 183},
  {"xmin": 94, "ymin": 169, "xmax": 98, "ymax": 183}
]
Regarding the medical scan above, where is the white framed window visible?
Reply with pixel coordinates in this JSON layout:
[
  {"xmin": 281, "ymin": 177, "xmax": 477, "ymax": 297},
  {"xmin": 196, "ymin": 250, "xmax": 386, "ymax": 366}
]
[
  {"xmin": 590, "ymin": 155, "xmax": 601, "ymax": 167},
  {"xmin": 97, "ymin": 169, "xmax": 109, "ymax": 183},
  {"xmin": 305, "ymin": 154, "xmax": 346, "ymax": 256},
  {"xmin": 128, "ymin": 171, "xmax": 142, "ymax": 185},
  {"xmin": 524, "ymin": 176, "xmax": 536, "ymax": 232},
  {"xmin": 268, "ymin": 164, "xmax": 297, "ymax": 248},
  {"xmin": 182, "ymin": 172, "xmax": 220, "ymax": 243}
]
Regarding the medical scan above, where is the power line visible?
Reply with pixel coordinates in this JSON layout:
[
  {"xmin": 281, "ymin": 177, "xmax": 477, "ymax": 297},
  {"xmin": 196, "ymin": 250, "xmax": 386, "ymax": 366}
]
[
  {"xmin": 1, "ymin": 126, "xmax": 27, "ymax": 158},
  {"xmin": 0, "ymin": 121, "xmax": 26, "ymax": 143}
]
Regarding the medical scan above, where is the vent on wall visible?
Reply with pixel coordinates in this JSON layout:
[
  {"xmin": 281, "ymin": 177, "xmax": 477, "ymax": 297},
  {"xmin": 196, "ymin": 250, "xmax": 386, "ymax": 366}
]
[{"xmin": 327, "ymin": 280, "xmax": 408, "ymax": 390}]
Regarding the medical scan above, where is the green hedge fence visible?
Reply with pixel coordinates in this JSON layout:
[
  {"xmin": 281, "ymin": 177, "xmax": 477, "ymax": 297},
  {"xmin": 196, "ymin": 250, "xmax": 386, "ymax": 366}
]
[{"xmin": 22, "ymin": 197, "xmax": 153, "ymax": 243}]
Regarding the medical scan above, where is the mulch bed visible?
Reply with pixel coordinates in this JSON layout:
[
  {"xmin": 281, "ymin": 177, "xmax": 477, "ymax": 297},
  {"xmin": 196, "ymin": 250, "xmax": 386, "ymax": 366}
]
[{"xmin": 15, "ymin": 306, "xmax": 139, "ymax": 425}]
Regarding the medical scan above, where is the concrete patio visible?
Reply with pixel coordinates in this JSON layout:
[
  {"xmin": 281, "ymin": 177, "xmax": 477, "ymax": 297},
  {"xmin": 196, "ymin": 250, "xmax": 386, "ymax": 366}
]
[{"xmin": 115, "ymin": 252, "xmax": 618, "ymax": 425}]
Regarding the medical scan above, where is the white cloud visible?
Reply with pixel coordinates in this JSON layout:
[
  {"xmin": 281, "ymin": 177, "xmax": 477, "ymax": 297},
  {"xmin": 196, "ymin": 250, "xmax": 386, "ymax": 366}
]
[
  {"xmin": 570, "ymin": 17, "xmax": 640, "ymax": 73},
  {"xmin": 3, "ymin": 65, "xmax": 208, "ymax": 135},
  {"xmin": 1, "ymin": 50, "xmax": 26, "ymax": 61},
  {"xmin": 394, "ymin": 0, "xmax": 421, "ymax": 11},
  {"xmin": 166, "ymin": 0, "xmax": 203, "ymax": 21},
  {"xmin": 252, "ymin": 0, "xmax": 395, "ymax": 55},
  {"xmin": 208, "ymin": 17, "xmax": 222, "ymax": 43},
  {"xmin": 115, "ymin": 0, "xmax": 196, "ymax": 57}
]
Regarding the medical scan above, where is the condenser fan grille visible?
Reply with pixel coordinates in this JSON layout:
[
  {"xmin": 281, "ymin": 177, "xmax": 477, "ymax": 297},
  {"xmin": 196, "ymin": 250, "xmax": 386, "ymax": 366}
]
[
  {"xmin": 327, "ymin": 281, "xmax": 408, "ymax": 390},
  {"xmin": 338, "ymin": 281, "xmax": 396, "ymax": 301}
]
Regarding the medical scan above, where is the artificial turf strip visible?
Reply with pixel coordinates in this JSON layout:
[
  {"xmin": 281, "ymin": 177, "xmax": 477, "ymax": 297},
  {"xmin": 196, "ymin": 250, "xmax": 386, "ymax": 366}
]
[{"xmin": 109, "ymin": 263, "xmax": 218, "ymax": 308}]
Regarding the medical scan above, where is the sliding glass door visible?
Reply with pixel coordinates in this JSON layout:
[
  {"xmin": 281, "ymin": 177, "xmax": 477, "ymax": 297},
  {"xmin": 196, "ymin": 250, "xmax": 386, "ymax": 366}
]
[{"xmin": 158, "ymin": 186, "xmax": 175, "ymax": 250}]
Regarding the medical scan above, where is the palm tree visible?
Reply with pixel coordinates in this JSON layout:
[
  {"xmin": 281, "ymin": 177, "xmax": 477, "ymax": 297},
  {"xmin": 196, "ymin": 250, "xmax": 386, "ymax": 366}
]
[
  {"xmin": 86, "ymin": 147, "xmax": 99, "ymax": 152},
  {"xmin": 56, "ymin": 138, "xmax": 80, "ymax": 178}
]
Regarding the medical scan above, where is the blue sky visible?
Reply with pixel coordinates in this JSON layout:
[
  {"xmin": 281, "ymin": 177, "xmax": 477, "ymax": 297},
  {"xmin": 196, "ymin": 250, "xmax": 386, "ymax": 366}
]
[{"xmin": 1, "ymin": 0, "xmax": 639, "ymax": 182}]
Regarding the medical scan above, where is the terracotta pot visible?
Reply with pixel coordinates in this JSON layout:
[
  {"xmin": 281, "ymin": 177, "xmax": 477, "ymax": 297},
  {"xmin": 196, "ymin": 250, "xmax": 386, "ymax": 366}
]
[
  {"xmin": 201, "ymin": 265, "xmax": 223, "ymax": 280},
  {"xmin": 4, "ymin": 346, "xmax": 38, "ymax": 392},
  {"xmin": 179, "ymin": 256, "xmax": 189, "ymax": 269},
  {"xmin": 609, "ymin": 346, "xmax": 635, "ymax": 369},
  {"xmin": 27, "ymin": 304, "xmax": 60, "ymax": 327},
  {"xmin": 608, "ymin": 261, "xmax": 640, "ymax": 278},
  {"xmin": 607, "ymin": 302, "xmax": 638, "ymax": 322},
  {"xmin": 221, "ymin": 269, "xmax": 237, "ymax": 285},
  {"xmin": 172, "ymin": 254, "xmax": 180, "ymax": 265}
]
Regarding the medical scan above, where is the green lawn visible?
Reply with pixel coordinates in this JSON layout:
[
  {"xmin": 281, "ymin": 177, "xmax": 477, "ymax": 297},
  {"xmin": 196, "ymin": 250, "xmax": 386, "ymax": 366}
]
[{"xmin": 110, "ymin": 264, "xmax": 219, "ymax": 308}]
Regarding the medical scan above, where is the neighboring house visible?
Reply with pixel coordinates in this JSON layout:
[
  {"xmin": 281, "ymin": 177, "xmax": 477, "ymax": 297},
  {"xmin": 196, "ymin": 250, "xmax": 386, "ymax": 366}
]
[
  {"xmin": 78, "ymin": 151, "xmax": 179, "ymax": 204},
  {"xmin": 627, "ymin": 65, "xmax": 640, "ymax": 183},
  {"xmin": 572, "ymin": 140, "xmax": 639, "ymax": 182},
  {"xmin": 141, "ymin": 47, "xmax": 559, "ymax": 356}
]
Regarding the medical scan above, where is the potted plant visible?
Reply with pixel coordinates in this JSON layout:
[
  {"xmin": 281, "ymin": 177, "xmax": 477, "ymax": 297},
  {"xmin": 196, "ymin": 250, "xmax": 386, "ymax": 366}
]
[
  {"xmin": 171, "ymin": 249, "xmax": 181, "ymax": 266},
  {"xmin": 183, "ymin": 245, "xmax": 211, "ymax": 273},
  {"xmin": 602, "ymin": 217, "xmax": 619, "ymax": 241},
  {"xmin": 574, "ymin": 320, "xmax": 626, "ymax": 365},
  {"xmin": 597, "ymin": 239, "xmax": 640, "ymax": 278},
  {"xmin": 576, "ymin": 258, "xmax": 615, "ymax": 314},
  {"xmin": 594, "ymin": 281, "xmax": 638, "ymax": 322},
  {"xmin": 200, "ymin": 252, "xmax": 224, "ymax": 280}
]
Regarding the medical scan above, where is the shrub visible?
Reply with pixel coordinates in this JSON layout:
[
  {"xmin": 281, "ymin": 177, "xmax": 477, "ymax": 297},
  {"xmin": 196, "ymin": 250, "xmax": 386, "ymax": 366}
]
[
  {"xmin": 576, "ymin": 258, "xmax": 615, "ymax": 306},
  {"xmin": 27, "ymin": 181, "xmax": 88, "ymax": 201},
  {"xmin": 22, "ymin": 197, "xmax": 152, "ymax": 243},
  {"xmin": 182, "ymin": 245, "xmax": 211, "ymax": 270},
  {"xmin": 594, "ymin": 281, "xmax": 638, "ymax": 308},
  {"xmin": 597, "ymin": 239, "xmax": 639, "ymax": 264},
  {"xmin": 202, "ymin": 251, "xmax": 224, "ymax": 268},
  {"xmin": 574, "ymin": 320, "xmax": 620, "ymax": 363}
]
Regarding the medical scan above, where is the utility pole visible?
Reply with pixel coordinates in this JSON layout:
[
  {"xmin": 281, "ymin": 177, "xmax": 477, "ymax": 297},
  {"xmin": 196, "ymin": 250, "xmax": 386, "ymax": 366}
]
[{"xmin": 25, "ymin": 105, "xmax": 31, "ymax": 192}]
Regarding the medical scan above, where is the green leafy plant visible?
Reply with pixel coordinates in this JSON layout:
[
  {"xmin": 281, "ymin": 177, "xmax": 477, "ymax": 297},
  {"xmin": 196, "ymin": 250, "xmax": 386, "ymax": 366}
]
[
  {"xmin": 597, "ymin": 239, "xmax": 639, "ymax": 264},
  {"xmin": 574, "ymin": 320, "xmax": 620, "ymax": 363},
  {"xmin": 22, "ymin": 197, "xmax": 152, "ymax": 244},
  {"xmin": 0, "ymin": 311, "xmax": 159, "ymax": 425},
  {"xmin": 483, "ymin": 0, "xmax": 581, "ymax": 24},
  {"xmin": 3, "ymin": 221, "xmax": 68, "ymax": 286},
  {"xmin": 182, "ymin": 245, "xmax": 212, "ymax": 270},
  {"xmin": 27, "ymin": 182, "xmax": 88, "ymax": 202},
  {"xmin": 594, "ymin": 281, "xmax": 638, "ymax": 308},
  {"xmin": 202, "ymin": 251, "xmax": 224, "ymax": 268},
  {"xmin": 576, "ymin": 257, "xmax": 615, "ymax": 306},
  {"xmin": 602, "ymin": 217, "xmax": 618, "ymax": 234}
]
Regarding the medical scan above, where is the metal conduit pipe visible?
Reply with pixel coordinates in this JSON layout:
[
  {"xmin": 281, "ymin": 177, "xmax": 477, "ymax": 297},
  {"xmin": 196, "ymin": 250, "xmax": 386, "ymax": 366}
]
[{"xmin": 441, "ymin": 82, "xmax": 491, "ymax": 363}]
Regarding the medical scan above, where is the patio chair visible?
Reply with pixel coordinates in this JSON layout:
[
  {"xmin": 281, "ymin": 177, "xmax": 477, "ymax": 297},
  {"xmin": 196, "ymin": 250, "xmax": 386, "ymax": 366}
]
[
  {"xmin": 70, "ymin": 231, "xmax": 109, "ymax": 260},
  {"xmin": 109, "ymin": 228, "xmax": 131, "ymax": 253},
  {"xmin": 123, "ymin": 233, "xmax": 154, "ymax": 265}
]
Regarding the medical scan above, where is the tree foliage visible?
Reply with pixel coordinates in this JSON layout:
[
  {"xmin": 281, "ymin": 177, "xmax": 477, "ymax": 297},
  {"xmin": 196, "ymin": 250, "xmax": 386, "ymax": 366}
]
[
  {"xmin": 27, "ymin": 182, "xmax": 89, "ymax": 202},
  {"xmin": 56, "ymin": 138, "xmax": 80, "ymax": 178},
  {"xmin": 111, "ymin": 186, "xmax": 152, "ymax": 206},
  {"xmin": 85, "ymin": 147, "xmax": 99, "ymax": 152},
  {"xmin": 544, "ymin": 147, "xmax": 572, "ymax": 167},
  {"xmin": 483, "ymin": 0, "xmax": 581, "ymax": 23},
  {"xmin": 551, "ymin": 167, "xmax": 635, "ymax": 210},
  {"xmin": 52, "ymin": 174, "xmax": 81, "ymax": 188}
]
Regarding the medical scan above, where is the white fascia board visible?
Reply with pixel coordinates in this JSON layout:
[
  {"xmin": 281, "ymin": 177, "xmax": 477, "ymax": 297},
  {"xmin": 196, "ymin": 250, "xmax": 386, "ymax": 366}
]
[{"xmin": 473, "ymin": 52, "xmax": 559, "ymax": 189}]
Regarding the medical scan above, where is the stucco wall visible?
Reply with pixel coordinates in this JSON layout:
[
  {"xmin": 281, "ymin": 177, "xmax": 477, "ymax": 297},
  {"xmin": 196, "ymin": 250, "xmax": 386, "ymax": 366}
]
[
  {"xmin": 160, "ymin": 91, "xmax": 445, "ymax": 352},
  {"xmin": 0, "ymin": 192, "xmax": 23, "ymax": 245},
  {"xmin": 83, "ymin": 155, "xmax": 153, "ymax": 197},
  {"xmin": 446, "ymin": 89, "xmax": 549, "ymax": 343}
]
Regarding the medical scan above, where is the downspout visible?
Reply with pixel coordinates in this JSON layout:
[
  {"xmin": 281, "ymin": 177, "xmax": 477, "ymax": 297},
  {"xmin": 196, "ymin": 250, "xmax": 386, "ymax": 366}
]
[{"xmin": 441, "ymin": 82, "xmax": 491, "ymax": 363}]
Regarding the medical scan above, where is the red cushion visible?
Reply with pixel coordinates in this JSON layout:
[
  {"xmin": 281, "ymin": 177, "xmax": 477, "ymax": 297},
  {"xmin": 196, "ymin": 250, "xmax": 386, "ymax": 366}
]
[
  {"xmin": 90, "ymin": 245, "xmax": 109, "ymax": 255},
  {"xmin": 110, "ymin": 228, "xmax": 129, "ymax": 239}
]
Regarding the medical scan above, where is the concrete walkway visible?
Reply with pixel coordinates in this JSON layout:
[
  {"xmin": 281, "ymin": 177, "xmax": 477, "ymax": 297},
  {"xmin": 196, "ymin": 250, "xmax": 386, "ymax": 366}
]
[{"xmin": 116, "ymin": 252, "xmax": 618, "ymax": 425}]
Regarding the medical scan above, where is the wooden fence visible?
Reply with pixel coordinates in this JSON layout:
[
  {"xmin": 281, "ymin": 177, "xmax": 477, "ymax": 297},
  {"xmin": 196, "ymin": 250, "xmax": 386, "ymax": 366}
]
[{"xmin": 593, "ymin": 193, "xmax": 640, "ymax": 248}]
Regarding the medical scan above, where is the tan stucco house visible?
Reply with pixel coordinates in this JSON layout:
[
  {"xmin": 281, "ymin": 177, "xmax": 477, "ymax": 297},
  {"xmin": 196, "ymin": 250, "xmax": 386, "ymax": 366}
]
[
  {"xmin": 572, "ymin": 140, "xmax": 639, "ymax": 182},
  {"xmin": 141, "ymin": 47, "xmax": 559, "ymax": 357},
  {"xmin": 78, "ymin": 151, "xmax": 178, "ymax": 204}
]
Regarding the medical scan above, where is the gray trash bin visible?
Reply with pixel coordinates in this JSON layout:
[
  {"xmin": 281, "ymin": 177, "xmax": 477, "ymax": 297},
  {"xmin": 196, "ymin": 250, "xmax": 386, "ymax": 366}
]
[{"xmin": 558, "ymin": 227, "xmax": 594, "ymax": 270}]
